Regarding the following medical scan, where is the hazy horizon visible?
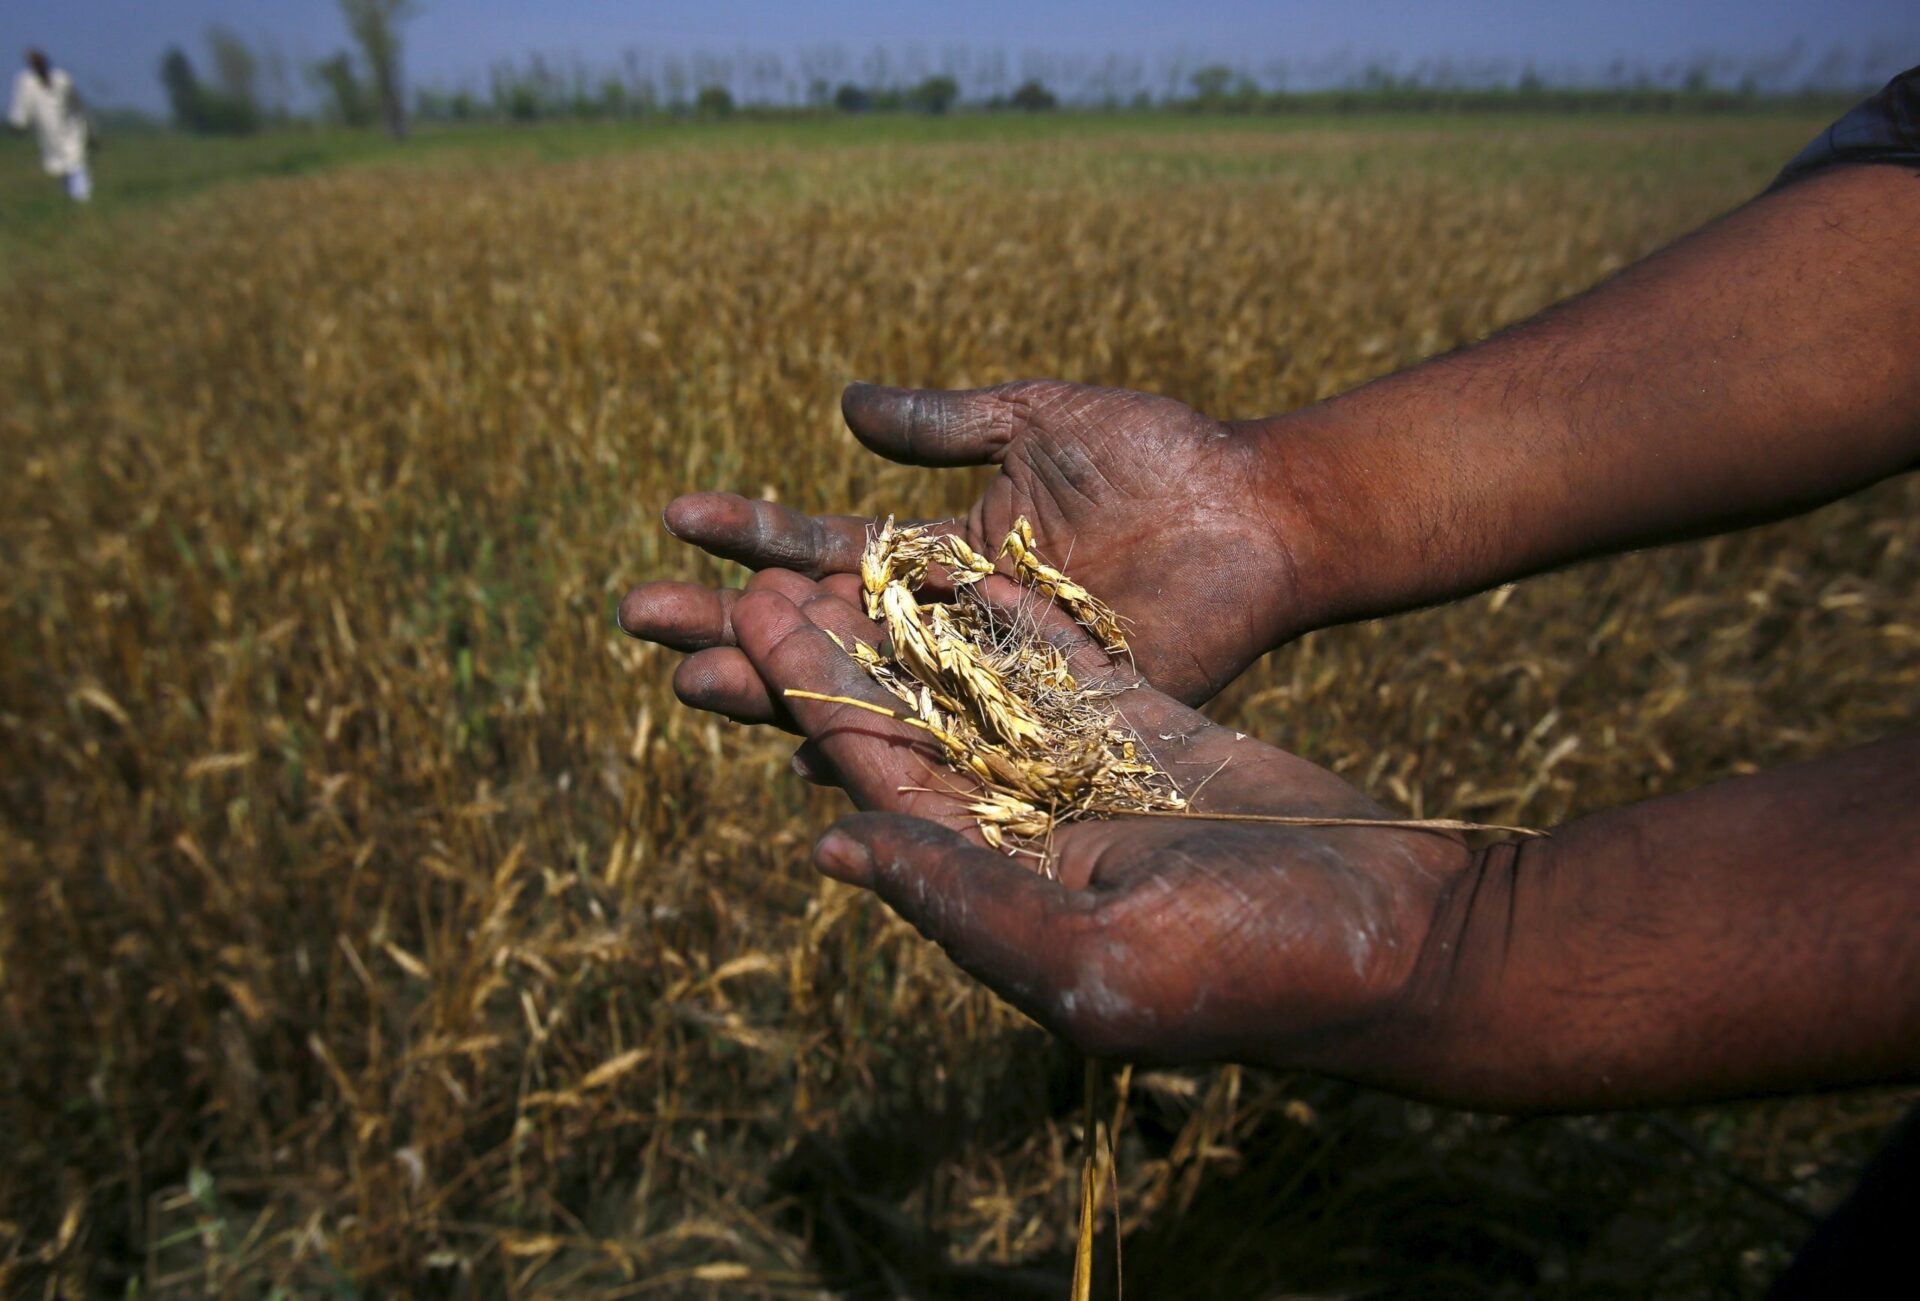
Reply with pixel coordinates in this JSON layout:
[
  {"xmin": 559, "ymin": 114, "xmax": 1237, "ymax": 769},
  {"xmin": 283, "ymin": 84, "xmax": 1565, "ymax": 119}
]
[{"xmin": 11, "ymin": 0, "xmax": 1919, "ymax": 113}]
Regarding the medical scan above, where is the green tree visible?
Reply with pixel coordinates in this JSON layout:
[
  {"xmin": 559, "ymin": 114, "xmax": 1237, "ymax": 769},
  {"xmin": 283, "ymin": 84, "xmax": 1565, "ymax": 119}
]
[
  {"xmin": 597, "ymin": 74, "xmax": 630, "ymax": 118},
  {"xmin": 907, "ymin": 74, "xmax": 959, "ymax": 114},
  {"xmin": 310, "ymin": 51, "xmax": 374, "ymax": 127},
  {"xmin": 206, "ymin": 25, "xmax": 259, "ymax": 113},
  {"xmin": 159, "ymin": 47, "xmax": 205, "ymax": 130},
  {"xmin": 1189, "ymin": 63, "xmax": 1233, "ymax": 108},
  {"xmin": 339, "ymin": 0, "xmax": 416, "ymax": 139},
  {"xmin": 158, "ymin": 42, "xmax": 257, "ymax": 134},
  {"xmin": 694, "ymin": 84, "xmax": 734, "ymax": 117},
  {"xmin": 1008, "ymin": 78, "xmax": 1056, "ymax": 111}
]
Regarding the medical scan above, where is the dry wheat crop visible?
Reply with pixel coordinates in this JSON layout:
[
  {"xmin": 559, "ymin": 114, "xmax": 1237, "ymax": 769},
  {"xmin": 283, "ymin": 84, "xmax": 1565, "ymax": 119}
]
[{"xmin": 2, "ymin": 118, "xmax": 1916, "ymax": 1297}]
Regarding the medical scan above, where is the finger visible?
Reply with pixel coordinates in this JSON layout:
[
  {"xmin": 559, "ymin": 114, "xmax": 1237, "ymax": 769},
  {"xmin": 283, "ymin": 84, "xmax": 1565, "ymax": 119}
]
[
  {"xmin": 673, "ymin": 648, "xmax": 784, "ymax": 728},
  {"xmin": 618, "ymin": 571, "xmax": 825, "ymax": 656},
  {"xmin": 617, "ymin": 581, "xmax": 739, "ymax": 651},
  {"xmin": 841, "ymin": 381, "xmax": 1027, "ymax": 467},
  {"xmin": 790, "ymin": 740, "xmax": 834, "ymax": 785},
  {"xmin": 667, "ymin": 579, "xmax": 880, "ymax": 732},
  {"xmin": 663, "ymin": 493, "xmax": 873, "ymax": 577},
  {"xmin": 795, "ymin": 588, "xmax": 884, "ymax": 648},
  {"xmin": 815, "ymin": 812, "xmax": 1087, "ymax": 1020},
  {"xmin": 745, "ymin": 567, "xmax": 825, "ymax": 603},
  {"xmin": 731, "ymin": 590, "xmax": 978, "ymax": 830},
  {"xmin": 821, "ymin": 572, "xmax": 866, "ymax": 610}
]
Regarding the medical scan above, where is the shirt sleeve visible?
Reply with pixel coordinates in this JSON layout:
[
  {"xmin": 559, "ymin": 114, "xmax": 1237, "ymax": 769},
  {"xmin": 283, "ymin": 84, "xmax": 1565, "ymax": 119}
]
[
  {"xmin": 7, "ymin": 73, "xmax": 28, "ymax": 129},
  {"xmin": 1770, "ymin": 64, "xmax": 1920, "ymax": 191}
]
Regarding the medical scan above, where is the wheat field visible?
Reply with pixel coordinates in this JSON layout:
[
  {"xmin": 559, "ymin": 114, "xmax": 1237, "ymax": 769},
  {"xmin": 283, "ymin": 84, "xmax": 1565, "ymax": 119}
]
[{"xmin": 3, "ymin": 117, "xmax": 1916, "ymax": 1297}]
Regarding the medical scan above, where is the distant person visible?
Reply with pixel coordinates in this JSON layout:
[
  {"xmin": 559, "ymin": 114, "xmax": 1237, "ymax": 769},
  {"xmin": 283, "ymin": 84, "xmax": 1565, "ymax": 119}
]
[{"xmin": 8, "ymin": 48, "xmax": 92, "ymax": 203}]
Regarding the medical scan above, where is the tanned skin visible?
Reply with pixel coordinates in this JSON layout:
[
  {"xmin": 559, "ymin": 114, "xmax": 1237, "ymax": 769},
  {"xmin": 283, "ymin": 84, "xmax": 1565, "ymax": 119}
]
[{"xmin": 618, "ymin": 162, "xmax": 1920, "ymax": 1112}]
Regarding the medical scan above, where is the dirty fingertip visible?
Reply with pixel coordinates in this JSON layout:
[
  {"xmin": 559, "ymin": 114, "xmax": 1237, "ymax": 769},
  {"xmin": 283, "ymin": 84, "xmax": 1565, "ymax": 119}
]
[{"xmin": 813, "ymin": 828, "xmax": 874, "ymax": 885}]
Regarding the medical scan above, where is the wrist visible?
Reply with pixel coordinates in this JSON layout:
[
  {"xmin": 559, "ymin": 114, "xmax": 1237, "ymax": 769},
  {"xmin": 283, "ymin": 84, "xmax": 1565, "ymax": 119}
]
[
  {"xmin": 1234, "ymin": 402, "xmax": 1412, "ymax": 640},
  {"xmin": 1242, "ymin": 354, "xmax": 1553, "ymax": 638},
  {"xmin": 1264, "ymin": 835, "xmax": 1584, "ymax": 1113}
]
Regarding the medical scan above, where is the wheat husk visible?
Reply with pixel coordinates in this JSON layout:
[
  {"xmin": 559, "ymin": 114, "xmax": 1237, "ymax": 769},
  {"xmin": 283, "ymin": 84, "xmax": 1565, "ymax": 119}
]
[{"xmin": 840, "ymin": 517, "xmax": 1184, "ymax": 864}]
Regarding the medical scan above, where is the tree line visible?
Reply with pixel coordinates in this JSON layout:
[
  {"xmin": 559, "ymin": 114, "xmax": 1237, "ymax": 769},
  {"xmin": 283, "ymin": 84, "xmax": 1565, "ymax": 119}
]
[{"xmin": 157, "ymin": 25, "xmax": 1895, "ymax": 136}]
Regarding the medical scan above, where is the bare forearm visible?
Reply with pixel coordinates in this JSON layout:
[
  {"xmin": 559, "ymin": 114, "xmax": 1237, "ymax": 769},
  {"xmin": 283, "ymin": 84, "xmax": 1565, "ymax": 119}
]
[
  {"xmin": 1265, "ymin": 163, "xmax": 1920, "ymax": 634},
  {"xmin": 1350, "ymin": 731, "xmax": 1920, "ymax": 1112}
]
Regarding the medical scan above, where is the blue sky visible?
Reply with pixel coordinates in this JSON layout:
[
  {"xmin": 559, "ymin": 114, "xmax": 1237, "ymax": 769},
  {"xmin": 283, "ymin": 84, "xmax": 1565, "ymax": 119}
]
[{"xmin": 12, "ymin": 1, "xmax": 1918, "ymax": 111}]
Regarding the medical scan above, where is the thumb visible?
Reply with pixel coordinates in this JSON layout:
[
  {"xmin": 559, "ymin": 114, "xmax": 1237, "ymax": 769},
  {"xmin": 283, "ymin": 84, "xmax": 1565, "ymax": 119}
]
[
  {"xmin": 815, "ymin": 812, "xmax": 1085, "ymax": 1014},
  {"xmin": 841, "ymin": 381, "xmax": 1030, "ymax": 467}
]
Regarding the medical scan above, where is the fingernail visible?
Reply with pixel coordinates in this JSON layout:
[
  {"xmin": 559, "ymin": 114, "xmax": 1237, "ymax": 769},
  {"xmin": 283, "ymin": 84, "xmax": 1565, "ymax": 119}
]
[
  {"xmin": 814, "ymin": 830, "xmax": 873, "ymax": 884},
  {"xmin": 661, "ymin": 505, "xmax": 683, "ymax": 539}
]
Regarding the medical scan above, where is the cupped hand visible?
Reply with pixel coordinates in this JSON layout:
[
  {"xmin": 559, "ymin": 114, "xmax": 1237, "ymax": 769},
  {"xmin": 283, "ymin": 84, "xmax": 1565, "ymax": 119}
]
[
  {"xmin": 621, "ymin": 380, "xmax": 1309, "ymax": 709},
  {"xmin": 706, "ymin": 572, "xmax": 1468, "ymax": 1070}
]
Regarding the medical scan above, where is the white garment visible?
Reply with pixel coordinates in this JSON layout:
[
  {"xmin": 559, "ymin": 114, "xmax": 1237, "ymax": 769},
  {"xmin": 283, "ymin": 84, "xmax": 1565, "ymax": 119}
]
[{"xmin": 9, "ymin": 68, "xmax": 89, "ymax": 176}]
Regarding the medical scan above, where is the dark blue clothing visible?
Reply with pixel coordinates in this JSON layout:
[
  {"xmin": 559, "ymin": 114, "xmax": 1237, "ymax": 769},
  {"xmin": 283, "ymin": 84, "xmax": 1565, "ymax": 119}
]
[{"xmin": 1771, "ymin": 64, "xmax": 1920, "ymax": 190}]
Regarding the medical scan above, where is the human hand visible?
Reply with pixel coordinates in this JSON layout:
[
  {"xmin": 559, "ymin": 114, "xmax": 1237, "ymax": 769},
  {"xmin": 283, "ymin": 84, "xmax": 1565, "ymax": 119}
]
[
  {"xmin": 621, "ymin": 380, "xmax": 1310, "ymax": 708},
  {"xmin": 696, "ymin": 570, "xmax": 1467, "ymax": 1070}
]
